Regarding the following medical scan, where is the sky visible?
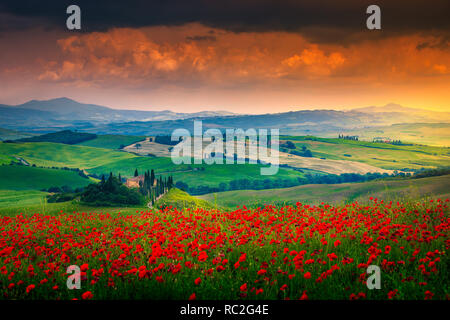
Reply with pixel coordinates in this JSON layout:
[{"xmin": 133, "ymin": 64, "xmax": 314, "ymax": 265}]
[{"xmin": 0, "ymin": 0, "xmax": 449, "ymax": 113}]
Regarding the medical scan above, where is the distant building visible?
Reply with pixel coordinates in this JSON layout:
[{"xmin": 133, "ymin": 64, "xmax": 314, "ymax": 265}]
[
  {"xmin": 125, "ymin": 175, "xmax": 158, "ymax": 188},
  {"xmin": 373, "ymin": 137, "xmax": 392, "ymax": 143},
  {"xmin": 125, "ymin": 175, "xmax": 144, "ymax": 188}
]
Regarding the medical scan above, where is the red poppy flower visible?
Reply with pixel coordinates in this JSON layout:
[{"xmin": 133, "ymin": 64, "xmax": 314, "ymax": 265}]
[
  {"xmin": 257, "ymin": 269, "xmax": 267, "ymax": 275},
  {"xmin": 26, "ymin": 284, "xmax": 35, "ymax": 294},
  {"xmin": 299, "ymin": 291, "xmax": 308, "ymax": 300}
]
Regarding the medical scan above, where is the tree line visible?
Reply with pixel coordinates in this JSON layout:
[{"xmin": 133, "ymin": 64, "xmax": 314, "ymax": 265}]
[
  {"xmin": 338, "ymin": 134, "xmax": 359, "ymax": 141},
  {"xmin": 133, "ymin": 168, "xmax": 174, "ymax": 206},
  {"xmin": 174, "ymin": 171, "xmax": 403, "ymax": 195}
]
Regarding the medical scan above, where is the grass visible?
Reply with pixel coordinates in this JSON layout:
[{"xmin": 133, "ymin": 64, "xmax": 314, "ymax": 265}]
[
  {"xmin": 0, "ymin": 142, "xmax": 305, "ymax": 190},
  {"xmin": 0, "ymin": 127, "xmax": 34, "ymax": 141},
  {"xmin": 198, "ymin": 174, "xmax": 450, "ymax": 208},
  {"xmin": 0, "ymin": 141, "xmax": 135, "ymax": 169},
  {"xmin": 0, "ymin": 188, "xmax": 215, "ymax": 216},
  {"xmin": 0, "ymin": 190, "xmax": 48, "ymax": 210},
  {"xmin": 322, "ymin": 123, "xmax": 450, "ymax": 147},
  {"xmin": 0, "ymin": 165, "xmax": 91, "ymax": 191},
  {"xmin": 91, "ymin": 158, "xmax": 305, "ymax": 189},
  {"xmin": 281, "ymin": 136, "xmax": 450, "ymax": 170},
  {"xmin": 155, "ymin": 188, "xmax": 216, "ymax": 210},
  {"xmin": 0, "ymin": 198, "xmax": 447, "ymax": 300},
  {"xmin": 77, "ymin": 134, "xmax": 145, "ymax": 149},
  {"xmin": 0, "ymin": 195, "xmax": 146, "ymax": 216},
  {"xmin": 170, "ymin": 163, "xmax": 304, "ymax": 188},
  {"xmin": 0, "ymin": 153, "xmax": 15, "ymax": 165},
  {"xmin": 86, "ymin": 156, "xmax": 184, "ymax": 176}
]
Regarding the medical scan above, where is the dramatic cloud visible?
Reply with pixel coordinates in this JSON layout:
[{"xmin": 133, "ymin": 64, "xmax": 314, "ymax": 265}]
[
  {"xmin": 0, "ymin": 2, "xmax": 449, "ymax": 112},
  {"xmin": 1, "ymin": 1, "xmax": 449, "ymax": 43},
  {"xmin": 36, "ymin": 25, "xmax": 450, "ymax": 86}
]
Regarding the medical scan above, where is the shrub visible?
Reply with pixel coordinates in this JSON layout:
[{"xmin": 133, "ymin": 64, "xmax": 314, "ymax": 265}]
[{"xmin": 81, "ymin": 173, "xmax": 144, "ymax": 206}]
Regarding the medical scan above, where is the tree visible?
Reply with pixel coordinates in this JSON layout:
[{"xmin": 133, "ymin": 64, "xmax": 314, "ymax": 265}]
[
  {"xmin": 150, "ymin": 169, "xmax": 155, "ymax": 186},
  {"xmin": 303, "ymin": 149, "xmax": 313, "ymax": 157},
  {"xmin": 81, "ymin": 173, "xmax": 143, "ymax": 206},
  {"xmin": 218, "ymin": 182, "xmax": 226, "ymax": 191},
  {"xmin": 175, "ymin": 181, "xmax": 188, "ymax": 191},
  {"xmin": 134, "ymin": 169, "xmax": 139, "ymax": 177}
]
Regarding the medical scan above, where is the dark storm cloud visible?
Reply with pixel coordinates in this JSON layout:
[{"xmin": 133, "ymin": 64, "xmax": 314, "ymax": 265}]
[
  {"xmin": 416, "ymin": 36, "xmax": 450, "ymax": 50},
  {"xmin": 0, "ymin": 0, "xmax": 449, "ymax": 41},
  {"xmin": 186, "ymin": 35, "xmax": 216, "ymax": 42}
]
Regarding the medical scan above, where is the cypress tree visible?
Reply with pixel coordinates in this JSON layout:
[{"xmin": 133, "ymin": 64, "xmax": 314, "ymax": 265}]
[
  {"xmin": 150, "ymin": 169, "xmax": 155, "ymax": 186},
  {"xmin": 134, "ymin": 169, "xmax": 139, "ymax": 177}
]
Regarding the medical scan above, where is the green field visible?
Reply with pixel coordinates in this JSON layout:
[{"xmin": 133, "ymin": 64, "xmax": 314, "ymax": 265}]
[
  {"xmin": 0, "ymin": 165, "xmax": 91, "ymax": 190},
  {"xmin": 199, "ymin": 174, "xmax": 450, "ymax": 208},
  {"xmin": 0, "ymin": 187, "xmax": 214, "ymax": 215},
  {"xmin": 0, "ymin": 142, "xmax": 135, "ymax": 168},
  {"xmin": 77, "ymin": 134, "xmax": 145, "ymax": 149},
  {"xmin": 0, "ymin": 141, "xmax": 305, "ymax": 189},
  {"xmin": 3, "ymin": 136, "xmax": 449, "ymax": 176},
  {"xmin": 282, "ymin": 136, "xmax": 450, "ymax": 170},
  {"xmin": 0, "ymin": 153, "xmax": 15, "ymax": 165},
  {"xmin": 0, "ymin": 190, "xmax": 48, "ymax": 210},
  {"xmin": 84, "ymin": 158, "xmax": 305, "ymax": 190},
  {"xmin": 86, "ymin": 156, "xmax": 183, "ymax": 176},
  {"xmin": 0, "ymin": 127, "xmax": 34, "ymax": 141},
  {"xmin": 155, "ymin": 188, "xmax": 216, "ymax": 210},
  {"xmin": 0, "ymin": 194, "xmax": 145, "ymax": 216},
  {"xmin": 2, "ymin": 135, "xmax": 450, "ymax": 206},
  {"xmin": 323, "ymin": 123, "xmax": 450, "ymax": 147}
]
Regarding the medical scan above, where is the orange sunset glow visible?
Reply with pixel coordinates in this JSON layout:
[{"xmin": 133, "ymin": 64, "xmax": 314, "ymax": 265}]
[{"xmin": 0, "ymin": 1, "xmax": 449, "ymax": 112}]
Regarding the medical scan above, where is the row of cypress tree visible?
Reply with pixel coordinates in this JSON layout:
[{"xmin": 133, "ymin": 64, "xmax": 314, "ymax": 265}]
[{"xmin": 135, "ymin": 169, "xmax": 174, "ymax": 205}]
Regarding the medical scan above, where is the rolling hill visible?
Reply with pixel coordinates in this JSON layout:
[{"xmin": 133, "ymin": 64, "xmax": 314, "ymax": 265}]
[
  {"xmin": 199, "ymin": 174, "xmax": 450, "ymax": 207},
  {"xmin": 0, "ymin": 98, "xmax": 448, "ymax": 142},
  {"xmin": 14, "ymin": 130, "xmax": 97, "ymax": 144},
  {"xmin": 0, "ymin": 165, "xmax": 91, "ymax": 191},
  {"xmin": 155, "ymin": 188, "xmax": 216, "ymax": 210},
  {"xmin": 0, "ymin": 98, "xmax": 235, "ymax": 131},
  {"xmin": 280, "ymin": 136, "xmax": 450, "ymax": 170},
  {"xmin": 77, "ymin": 134, "xmax": 146, "ymax": 149},
  {"xmin": 0, "ymin": 127, "xmax": 35, "ymax": 141},
  {"xmin": 322, "ymin": 123, "xmax": 450, "ymax": 147},
  {"xmin": 0, "ymin": 141, "xmax": 306, "ymax": 191}
]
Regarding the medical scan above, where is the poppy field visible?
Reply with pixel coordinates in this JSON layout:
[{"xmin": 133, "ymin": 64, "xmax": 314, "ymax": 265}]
[{"xmin": 0, "ymin": 198, "xmax": 448, "ymax": 300}]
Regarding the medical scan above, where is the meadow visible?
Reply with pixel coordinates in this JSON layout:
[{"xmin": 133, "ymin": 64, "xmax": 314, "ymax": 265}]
[
  {"xmin": 0, "ymin": 165, "xmax": 91, "ymax": 191},
  {"xmin": 0, "ymin": 142, "xmax": 135, "ymax": 169},
  {"xmin": 199, "ymin": 174, "xmax": 450, "ymax": 208},
  {"xmin": 77, "ymin": 134, "xmax": 146, "ymax": 150},
  {"xmin": 281, "ymin": 136, "xmax": 450, "ymax": 170},
  {"xmin": 0, "ymin": 133, "xmax": 449, "ymax": 301},
  {"xmin": 0, "ymin": 190, "xmax": 48, "ymax": 211},
  {"xmin": 0, "ymin": 141, "xmax": 306, "ymax": 191},
  {"xmin": 322, "ymin": 123, "xmax": 450, "ymax": 147},
  {"xmin": 0, "ymin": 198, "xmax": 447, "ymax": 300}
]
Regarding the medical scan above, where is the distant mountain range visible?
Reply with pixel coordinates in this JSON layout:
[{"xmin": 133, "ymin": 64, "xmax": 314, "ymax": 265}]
[
  {"xmin": 351, "ymin": 103, "xmax": 449, "ymax": 119},
  {"xmin": 0, "ymin": 97, "xmax": 449, "ymax": 135},
  {"xmin": 0, "ymin": 97, "xmax": 235, "ymax": 129}
]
